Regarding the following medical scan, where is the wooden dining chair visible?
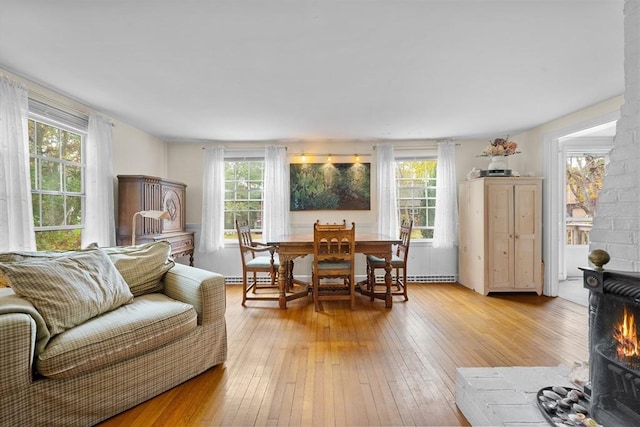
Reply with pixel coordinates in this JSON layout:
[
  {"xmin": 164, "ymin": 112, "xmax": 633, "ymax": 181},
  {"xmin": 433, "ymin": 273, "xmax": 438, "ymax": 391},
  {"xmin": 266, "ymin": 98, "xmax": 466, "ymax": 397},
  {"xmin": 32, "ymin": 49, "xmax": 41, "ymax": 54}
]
[
  {"xmin": 236, "ymin": 219, "xmax": 279, "ymax": 305},
  {"xmin": 366, "ymin": 220, "xmax": 413, "ymax": 301},
  {"xmin": 311, "ymin": 221, "xmax": 356, "ymax": 311}
]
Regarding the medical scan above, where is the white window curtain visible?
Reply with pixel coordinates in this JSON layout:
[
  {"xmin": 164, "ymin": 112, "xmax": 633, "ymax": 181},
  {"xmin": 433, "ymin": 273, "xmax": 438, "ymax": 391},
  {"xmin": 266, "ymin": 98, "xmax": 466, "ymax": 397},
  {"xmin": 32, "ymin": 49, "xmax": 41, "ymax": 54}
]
[
  {"xmin": 433, "ymin": 141, "xmax": 458, "ymax": 248},
  {"xmin": 200, "ymin": 146, "xmax": 225, "ymax": 252},
  {"xmin": 0, "ymin": 76, "xmax": 35, "ymax": 251},
  {"xmin": 81, "ymin": 112, "xmax": 116, "ymax": 247},
  {"xmin": 376, "ymin": 144, "xmax": 399, "ymax": 237},
  {"xmin": 263, "ymin": 145, "xmax": 290, "ymax": 242}
]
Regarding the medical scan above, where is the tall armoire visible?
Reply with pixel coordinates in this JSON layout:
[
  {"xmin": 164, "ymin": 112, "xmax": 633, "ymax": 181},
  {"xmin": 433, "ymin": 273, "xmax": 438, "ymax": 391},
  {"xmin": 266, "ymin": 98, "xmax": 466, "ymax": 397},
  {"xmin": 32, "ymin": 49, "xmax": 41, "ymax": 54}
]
[
  {"xmin": 458, "ymin": 176, "xmax": 543, "ymax": 295},
  {"xmin": 116, "ymin": 175, "xmax": 194, "ymax": 265}
]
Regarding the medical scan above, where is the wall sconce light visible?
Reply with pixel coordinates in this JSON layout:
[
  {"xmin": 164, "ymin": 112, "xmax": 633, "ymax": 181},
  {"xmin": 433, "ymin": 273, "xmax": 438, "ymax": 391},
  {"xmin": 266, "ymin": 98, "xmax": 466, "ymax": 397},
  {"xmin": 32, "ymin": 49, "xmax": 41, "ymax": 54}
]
[
  {"xmin": 301, "ymin": 153, "xmax": 307, "ymax": 162},
  {"xmin": 327, "ymin": 154, "xmax": 332, "ymax": 163},
  {"xmin": 131, "ymin": 210, "xmax": 169, "ymax": 245},
  {"xmin": 354, "ymin": 154, "xmax": 360, "ymax": 162}
]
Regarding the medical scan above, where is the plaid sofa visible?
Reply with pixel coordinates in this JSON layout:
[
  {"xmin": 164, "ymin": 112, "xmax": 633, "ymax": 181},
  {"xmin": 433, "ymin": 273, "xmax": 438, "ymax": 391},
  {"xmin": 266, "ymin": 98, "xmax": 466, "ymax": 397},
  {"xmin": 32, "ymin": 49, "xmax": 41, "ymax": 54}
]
[{"xmin": 0, "ymin": 262, "xmax": 227, "ymax": 426}]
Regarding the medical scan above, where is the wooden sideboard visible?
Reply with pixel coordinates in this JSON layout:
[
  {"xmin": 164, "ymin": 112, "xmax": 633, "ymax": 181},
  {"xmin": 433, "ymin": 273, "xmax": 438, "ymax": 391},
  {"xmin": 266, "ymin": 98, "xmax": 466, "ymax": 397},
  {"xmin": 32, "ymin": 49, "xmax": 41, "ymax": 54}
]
[{"xmin": 116, "ymin": 175, "xmax": 194, "ymax": 266}]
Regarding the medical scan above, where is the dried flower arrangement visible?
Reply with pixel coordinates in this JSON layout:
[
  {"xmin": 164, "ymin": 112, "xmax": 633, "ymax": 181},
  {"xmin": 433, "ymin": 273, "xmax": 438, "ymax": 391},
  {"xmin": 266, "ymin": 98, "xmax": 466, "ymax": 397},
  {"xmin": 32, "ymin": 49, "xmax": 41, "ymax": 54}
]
[{"xmin": 482, "ymin": 136, "xmax": 519, "ymax": 156}]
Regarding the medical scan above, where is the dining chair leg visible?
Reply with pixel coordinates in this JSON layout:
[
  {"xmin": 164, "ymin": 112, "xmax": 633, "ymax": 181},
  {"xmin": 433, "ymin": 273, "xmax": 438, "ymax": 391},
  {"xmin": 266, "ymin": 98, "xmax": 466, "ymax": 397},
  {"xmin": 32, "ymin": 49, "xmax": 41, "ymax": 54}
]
[
  {"xmin": 350, "ymin": 277, "xmax": 355, "ymax": 310},
  {"xmin": 241, "ymin": 272, "xmax": 248, "ymax": 306},
  {"xmin": 402, "ymin": 268, "xmax": 408, "ymax": 301},
  {"xmin": 313, "ymin": 276, "xmax": 320, "ymax": 312}
]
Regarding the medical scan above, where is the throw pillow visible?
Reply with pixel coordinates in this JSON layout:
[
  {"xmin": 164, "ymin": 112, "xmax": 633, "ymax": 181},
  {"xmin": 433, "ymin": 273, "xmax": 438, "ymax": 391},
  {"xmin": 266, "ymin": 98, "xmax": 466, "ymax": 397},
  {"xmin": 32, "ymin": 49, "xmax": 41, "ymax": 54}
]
[
  {"xmin": 0, "ymin": 250, "xmax": 77, "ymax": 288},
  {"xmin": 101, "ymin": 241, "xmax": 175, "ymax": 296},
  {"xmin": 0, "ymin": 249, "xmax": 134, "ymax": 336}
]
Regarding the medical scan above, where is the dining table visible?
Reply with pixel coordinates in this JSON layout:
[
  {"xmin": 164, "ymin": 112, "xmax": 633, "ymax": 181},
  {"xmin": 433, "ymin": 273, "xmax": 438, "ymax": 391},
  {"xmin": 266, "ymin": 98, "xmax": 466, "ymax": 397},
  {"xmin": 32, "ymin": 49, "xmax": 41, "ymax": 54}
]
[{"xmin": 267, "ymin": 232, "xmax": 401, "ymax": 309}]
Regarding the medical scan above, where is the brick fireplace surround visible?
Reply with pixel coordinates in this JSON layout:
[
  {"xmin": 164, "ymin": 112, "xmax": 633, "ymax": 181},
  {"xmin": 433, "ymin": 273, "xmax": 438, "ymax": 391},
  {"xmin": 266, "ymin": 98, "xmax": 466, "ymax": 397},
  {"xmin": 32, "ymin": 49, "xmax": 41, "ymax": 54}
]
[{"xmin": 457, "ymin": 0, "xmax": 640, "ymax": 424}]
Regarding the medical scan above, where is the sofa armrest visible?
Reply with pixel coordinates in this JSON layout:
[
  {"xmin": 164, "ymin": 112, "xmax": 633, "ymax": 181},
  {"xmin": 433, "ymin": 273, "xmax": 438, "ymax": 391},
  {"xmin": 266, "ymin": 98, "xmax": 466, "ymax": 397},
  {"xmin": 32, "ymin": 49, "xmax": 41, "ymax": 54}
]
[
  {"xmin": 0, "ymin": 289, "xmax": 50, "ymax": 354},
  {"xmin": 0, "ymin": 312, "xmax": 37, "ymax": 397},
  {"xmin": 163, "ymin": 263, "xmax": 226, "ymax": 324}
]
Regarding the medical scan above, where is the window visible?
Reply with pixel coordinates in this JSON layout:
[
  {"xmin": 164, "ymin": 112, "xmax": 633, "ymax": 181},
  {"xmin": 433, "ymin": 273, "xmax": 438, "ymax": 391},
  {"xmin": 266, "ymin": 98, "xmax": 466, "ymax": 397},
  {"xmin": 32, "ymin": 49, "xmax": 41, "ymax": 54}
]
[
  {"xmin": 224, "ymin": 158, "xmax": 264, "ymax": 238},
  {"xmin": 565, "ymin": 153, "xmax": 606, "ymax": 245},
  {"xmin": 28, "ymin": 103, "xmax": 87, "ymax": 251},
  {"xmin": 396, "ymin": 158, "xmax": 437, "ymax": 239}
]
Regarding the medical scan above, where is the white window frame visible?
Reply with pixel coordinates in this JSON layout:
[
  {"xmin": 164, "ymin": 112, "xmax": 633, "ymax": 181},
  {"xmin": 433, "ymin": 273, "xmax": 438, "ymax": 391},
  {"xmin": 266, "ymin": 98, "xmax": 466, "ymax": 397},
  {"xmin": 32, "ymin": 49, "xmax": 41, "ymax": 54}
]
[
  {"xmin": 395, "ymin": 155, "xmax": 438, "ymax": 240},
  {"xmin": 28, "ymin": 103, "xmax": 87, "ymax": 235},
  {"xmin": 223, "ymin": 155, "xmax": 265, "ymax": 238}
]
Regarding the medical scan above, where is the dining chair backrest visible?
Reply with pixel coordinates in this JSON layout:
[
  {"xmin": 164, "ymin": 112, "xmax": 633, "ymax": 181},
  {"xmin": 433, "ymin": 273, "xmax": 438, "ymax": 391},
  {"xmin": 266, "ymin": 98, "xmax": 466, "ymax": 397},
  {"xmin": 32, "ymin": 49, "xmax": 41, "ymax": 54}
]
[
  {"xmin": 314, "ymin": 219, "xmax": 347, "ymax": 231},
  {"xmin": 313, "ymin": 221, "xmax": 355, "ymax": 264},
  {"xmin": 397, "ymin": 219, "xmax": 413, "ymax": 263},
  {"xmin": 236, "ymin": 219, "xmax": 252, "ymax": 244}
]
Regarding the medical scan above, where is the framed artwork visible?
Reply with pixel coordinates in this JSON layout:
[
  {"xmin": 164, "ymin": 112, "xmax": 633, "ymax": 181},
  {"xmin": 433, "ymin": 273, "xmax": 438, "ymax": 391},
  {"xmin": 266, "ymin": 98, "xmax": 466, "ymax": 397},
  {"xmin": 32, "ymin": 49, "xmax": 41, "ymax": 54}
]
[{"xmin": 290, "ymin": 163, "xmax": 371, "ymax": 211}]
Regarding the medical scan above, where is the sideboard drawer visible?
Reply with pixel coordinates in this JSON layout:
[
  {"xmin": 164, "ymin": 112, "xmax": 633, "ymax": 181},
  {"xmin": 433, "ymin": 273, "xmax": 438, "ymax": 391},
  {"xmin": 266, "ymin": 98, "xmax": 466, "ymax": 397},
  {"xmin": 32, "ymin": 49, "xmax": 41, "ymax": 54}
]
[{"xmin": 152, "ymin": 231, "xmax": 195, "ymax": 266}]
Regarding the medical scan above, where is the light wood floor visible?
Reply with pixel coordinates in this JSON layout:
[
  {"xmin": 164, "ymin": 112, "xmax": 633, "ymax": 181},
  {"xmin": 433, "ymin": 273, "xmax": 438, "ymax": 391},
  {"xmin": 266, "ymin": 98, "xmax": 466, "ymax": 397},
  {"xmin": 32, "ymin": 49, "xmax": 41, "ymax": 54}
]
[{"xmin": 98, "ymin": 283, "xmax": 588, "ymax": 426}]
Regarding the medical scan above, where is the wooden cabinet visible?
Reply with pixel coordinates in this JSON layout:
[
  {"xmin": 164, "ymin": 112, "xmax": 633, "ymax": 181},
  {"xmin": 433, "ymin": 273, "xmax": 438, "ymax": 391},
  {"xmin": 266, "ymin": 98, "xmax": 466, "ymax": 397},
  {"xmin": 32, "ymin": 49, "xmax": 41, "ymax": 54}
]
[
  {"xmin": 116, "ymin": 175, "xmax": 194, "ymax": 266},
  {"xmin": 458, "ymin": 177, "xmax": 542, "ymax": 295}
]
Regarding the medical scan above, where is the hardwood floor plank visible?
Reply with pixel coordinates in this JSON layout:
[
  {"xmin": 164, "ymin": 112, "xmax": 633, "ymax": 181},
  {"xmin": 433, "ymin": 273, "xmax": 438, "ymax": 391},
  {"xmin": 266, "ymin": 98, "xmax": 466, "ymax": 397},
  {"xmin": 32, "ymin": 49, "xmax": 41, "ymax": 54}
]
[{"xmin": 98, "ymin": 282, "xmax": 589, "ymax": 426}]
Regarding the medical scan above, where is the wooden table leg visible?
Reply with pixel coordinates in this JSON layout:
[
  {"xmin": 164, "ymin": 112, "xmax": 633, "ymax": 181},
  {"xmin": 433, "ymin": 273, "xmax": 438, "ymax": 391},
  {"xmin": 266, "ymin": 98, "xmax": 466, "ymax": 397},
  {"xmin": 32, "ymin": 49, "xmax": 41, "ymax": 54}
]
[
  {"xmin": 384, "ymin": 253, "xmax": 393, "ymax": 308},
  {"xmin": 278, "ymin": 257, "xmax": 290, "ymax": 309}
]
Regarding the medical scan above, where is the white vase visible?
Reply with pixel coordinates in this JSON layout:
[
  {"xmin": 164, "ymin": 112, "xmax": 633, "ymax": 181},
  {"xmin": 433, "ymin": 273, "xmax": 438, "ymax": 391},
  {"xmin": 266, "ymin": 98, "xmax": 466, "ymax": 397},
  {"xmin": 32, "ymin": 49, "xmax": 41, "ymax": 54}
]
[{"xmin": 488, "ymin": 156, "xmax": 508, "ymax": 170}]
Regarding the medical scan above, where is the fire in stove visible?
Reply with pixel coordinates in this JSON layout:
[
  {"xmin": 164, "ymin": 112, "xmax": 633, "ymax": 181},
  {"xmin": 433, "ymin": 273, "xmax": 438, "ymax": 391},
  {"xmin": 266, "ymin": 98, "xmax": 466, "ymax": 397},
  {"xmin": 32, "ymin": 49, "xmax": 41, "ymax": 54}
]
[
  {"xmin": 593, "ymin": 303, "xmax": 640, "ymax": 425},
  {"xmin": 613, "ymin": 306, "xmax": 639, "ymax": 361}
]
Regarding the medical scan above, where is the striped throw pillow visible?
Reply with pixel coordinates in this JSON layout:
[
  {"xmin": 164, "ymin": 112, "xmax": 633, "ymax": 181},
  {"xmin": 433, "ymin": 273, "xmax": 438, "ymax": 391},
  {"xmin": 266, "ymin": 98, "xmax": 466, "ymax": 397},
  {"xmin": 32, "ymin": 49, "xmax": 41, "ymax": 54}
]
[{"xmin": 0, "ymin": 249, "xmax": 134, "ymax": 336}]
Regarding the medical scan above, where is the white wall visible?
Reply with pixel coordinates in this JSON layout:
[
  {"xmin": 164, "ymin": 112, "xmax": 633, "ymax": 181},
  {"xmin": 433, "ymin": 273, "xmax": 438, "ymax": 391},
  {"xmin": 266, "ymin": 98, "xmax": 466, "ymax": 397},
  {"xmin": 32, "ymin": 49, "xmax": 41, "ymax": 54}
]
[
  {"xmin": 5, "ymin": 65, "xmax": 627, "ymax": 284},
  {"xmin": 1, "ymin": 67, "xmax": 171, "ymax": 234},
  {"xmin": 112, "ymin": 122, "xmax": 168, "ymax": 178},
  {"xmin": 164, "ymin": 114, "xmax": 626, "ymax": 282},
  {"xmin": 167, "ymin": 140, "xmax": 460, "ymax": 280}
]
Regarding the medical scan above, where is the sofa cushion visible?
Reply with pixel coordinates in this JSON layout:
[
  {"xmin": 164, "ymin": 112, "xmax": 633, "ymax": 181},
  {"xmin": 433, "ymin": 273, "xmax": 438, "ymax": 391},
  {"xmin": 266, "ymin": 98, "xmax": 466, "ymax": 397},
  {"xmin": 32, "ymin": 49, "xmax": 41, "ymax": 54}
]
[
  {"xmin": 100, "ymin": 241, "xmax": 175, "ymax": 296},
  {"xmin": 36, "ymin": 293, "xmax": 197, "ymax": 379},
  {"xmin": 0, "ymin": 249, "xmax": 134, "ymax": 336}
]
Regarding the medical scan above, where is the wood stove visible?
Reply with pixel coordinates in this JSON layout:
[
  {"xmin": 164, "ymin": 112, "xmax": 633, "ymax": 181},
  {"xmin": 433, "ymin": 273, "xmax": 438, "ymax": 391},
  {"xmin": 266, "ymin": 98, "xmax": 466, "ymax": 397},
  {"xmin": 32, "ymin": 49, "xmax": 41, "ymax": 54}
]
[{"xmin": 582, "ymin": 254, "xmax": 640, "ymax": 427}]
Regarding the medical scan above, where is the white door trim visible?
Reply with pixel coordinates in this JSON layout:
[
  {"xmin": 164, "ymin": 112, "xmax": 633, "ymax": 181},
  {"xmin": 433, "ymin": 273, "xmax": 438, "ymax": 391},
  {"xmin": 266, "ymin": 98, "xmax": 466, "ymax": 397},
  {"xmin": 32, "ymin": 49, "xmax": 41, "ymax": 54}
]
[{"xmin": 542, "ymin": 112, "xmax": 619, "ymax": 296}]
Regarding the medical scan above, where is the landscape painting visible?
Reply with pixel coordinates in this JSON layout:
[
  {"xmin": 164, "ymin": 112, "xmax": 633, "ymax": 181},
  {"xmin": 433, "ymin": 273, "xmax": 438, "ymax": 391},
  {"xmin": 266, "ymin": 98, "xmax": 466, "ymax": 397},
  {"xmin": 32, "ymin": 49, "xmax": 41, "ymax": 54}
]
[{"xmin": 290, "ymin": 163, "xmax": 371, "ymax": 211}]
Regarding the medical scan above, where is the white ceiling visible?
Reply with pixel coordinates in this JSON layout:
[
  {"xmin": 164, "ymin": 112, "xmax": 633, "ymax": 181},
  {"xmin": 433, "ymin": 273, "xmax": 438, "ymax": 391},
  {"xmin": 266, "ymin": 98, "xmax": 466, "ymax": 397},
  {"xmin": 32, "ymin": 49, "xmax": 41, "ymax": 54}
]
[{"xmin": 0, "ymin": 0, "xmax": 625, "ymax": 143}]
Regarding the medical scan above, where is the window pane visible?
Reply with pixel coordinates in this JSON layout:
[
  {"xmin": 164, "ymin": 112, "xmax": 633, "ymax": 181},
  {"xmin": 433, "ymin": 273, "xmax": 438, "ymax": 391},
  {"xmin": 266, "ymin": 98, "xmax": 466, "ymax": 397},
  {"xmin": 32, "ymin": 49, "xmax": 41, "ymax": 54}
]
[
  {"xmin": 40, "ymin": 160, "xmax": 61, "ymax": 191},
  {"xmin": 28, "ymin": 120, "xmax": 35, "ymax": 154},
  {"xmin": 37, "ymin": 122, "xmax": 61, "ymax": 158},
  {"xmin": 35, "ymin": 229, "xmax": 82, "ymax": 251},
  {"xmin": 65, "ymin": 165, "xmax": 82, "ymax": 192},
  {"xmin": 236, "ymin": 189, "xmax": 248, "ymax": 200},
  {"xmin": 66, "ymin": 196, "xmax": 83, "ymax": 225},
  {"xmin": 249, "ymin": 189, "xmax": 262, "ymax": 200},
  {"xmin": 420, "ymin": 229, "xmax": 434, "ymax": 239},
  {"xmin": 224, "ymin": 211, "xmax": 235, "ymax": 231},
  {"xmin": 61, "ymin": 130, "xmax": 81, "ymax": 162},
  {"xmin": 30, "ymin": 158, "xmax": 36, "ymax": 189},
  {"xmin": 565, "ymin": 154, "xmax": 605, "ymax": 245},
  {"xmin": 397, "ymin": 188, "xmax": 413, "ymax": 199},
  {"xmin": 248, "ymin": 211, "xmax": 262, "ymax": 231},
  {"xmin": 249, "ymin": 162, "xmax": 263, "ymax": 180},
  {"xmin": 32, "ymin": 193, "xmax": 41, "ymax": 227},
  {"xmin": 41, "ymin": 194, "xmax": 65, "ymax": 226}
]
